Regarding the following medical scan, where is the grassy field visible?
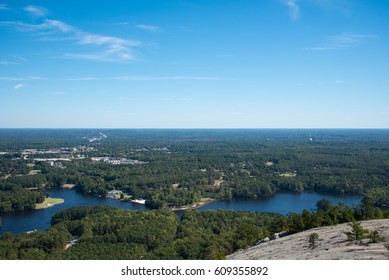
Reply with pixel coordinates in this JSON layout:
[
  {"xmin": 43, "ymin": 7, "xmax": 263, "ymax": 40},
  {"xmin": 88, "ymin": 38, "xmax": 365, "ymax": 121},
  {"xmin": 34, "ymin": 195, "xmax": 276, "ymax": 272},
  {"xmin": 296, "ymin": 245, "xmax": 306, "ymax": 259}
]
[
  {"xmin": 35, "ymin": 197, "xmax": 64, "ymax": 209},
  {"xmin": 28, "ymin": 169, "xmax": 41, "ymax": 175},
  {"xmin": 26, "ymin": 163, "xmax": 36, "ymax": 168}
]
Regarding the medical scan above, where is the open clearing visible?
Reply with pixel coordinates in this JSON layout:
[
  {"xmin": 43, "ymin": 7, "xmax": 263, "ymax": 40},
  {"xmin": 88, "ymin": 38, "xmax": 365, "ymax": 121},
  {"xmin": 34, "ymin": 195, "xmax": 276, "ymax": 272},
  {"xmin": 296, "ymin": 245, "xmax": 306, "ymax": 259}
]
[
  {"xmin": 35, "ymin": 197, "xmax": 64, "ymax": 209},
  {"xmin": 28, "ymin": 170, "xmax": 41, "ymax": 175},
  {"xmin": 279, "ymin": 172, "xmax": 296, "ymax": 177},
  {"xmin": 213, "ymin": 179, "xmax": 224, "ymax": 187},
  {"xmin": 171, "ymin": 198, "xmax": 215, "ymax": 211}
]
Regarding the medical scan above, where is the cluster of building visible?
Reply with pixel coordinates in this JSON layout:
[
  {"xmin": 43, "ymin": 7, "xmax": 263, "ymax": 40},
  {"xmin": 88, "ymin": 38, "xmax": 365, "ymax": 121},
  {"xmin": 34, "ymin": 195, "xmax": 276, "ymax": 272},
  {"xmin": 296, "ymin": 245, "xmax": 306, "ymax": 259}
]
[
  {"xmin": 21, "ymin": 146, "xmax": 94, "ymax": 156},
  {"xmin": 91, "ymin": 157, "xmax": 147, "ymax": 165}
]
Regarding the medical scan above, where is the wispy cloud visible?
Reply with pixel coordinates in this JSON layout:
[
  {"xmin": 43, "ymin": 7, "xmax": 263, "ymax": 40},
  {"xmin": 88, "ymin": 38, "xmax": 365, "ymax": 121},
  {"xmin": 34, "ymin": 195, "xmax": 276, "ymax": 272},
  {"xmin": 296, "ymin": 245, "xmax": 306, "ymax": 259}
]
[
  {"xmin": 0, "ymin": 75, "xmax": 225, "ymax": 82},
  {"xmin": 0, "ymin": 60, "xmax": 15, "ymax": 65},
  {"xmin": 308, "ymin": 0, "xmax": 351, "ymax": 14},
  {"xmin": 0, "ymin": 7, "xmax": 140, "ymax": 63},
  {"xmin": 0, "ymin": 55, "xmax": 25, "ymax": 65},
  {"xmin": 70, "ymin": 34, "xmax": 139, "ymax": 61},
  {"xmin": 114, "ymin": 76, "xmax": 223, "ymax": 81},
  {"xmin": 14, "ymin": 84, "xmax": 25, "ymax": 90},
  {"xmin": 0, "ymin": 76, "xmax": 45, "ymax": 81},
  {"xmin": 280, "ymin": 0, "xmax": 352, "ymax": 20},
  {"xmin": 0, "ymin": 19, "xmax": 73, "ymax": 33},
  {"xmin": 135, "ymin": 24, "xmax": 161, "ymax": 32},
  {"xmin": 62, "ymin": 76, "xmax": 224, "ymax": 81},
  {"xmin": 303, "ymin": 46, "xmax": 337, "ymax": 51},
  {"xmin": 281, "ymin": 0, "xmax": 300, "ymax": 20},
  {"xmin": 65, "ymin": 77, "xmax": 98, "ymax": 81},
  {"xmin": 0, "ymin": 3, "xmax": 9, "ymax": 10},
  {"xmin": 78, "ymin": 34, "xmax": 139, "ymax": 47},
  {"xmin": 304, "ymin": 32, "xmax": 377, "ymax": 51},
  {"xmin": 328, "ymin": 33, "xmax": 376, "ymax": 45},
  {"xmin": 24, "ymin": 5, "xmax": 49, "ymax": 18}
]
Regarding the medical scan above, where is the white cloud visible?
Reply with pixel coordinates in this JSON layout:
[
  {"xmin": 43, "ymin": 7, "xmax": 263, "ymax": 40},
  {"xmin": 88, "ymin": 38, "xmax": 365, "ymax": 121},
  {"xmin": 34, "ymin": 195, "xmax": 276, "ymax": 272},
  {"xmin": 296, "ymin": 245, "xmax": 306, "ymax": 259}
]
[
  {"xmin": 62, "ymin": 76, "xmax": 224, "ymax": 81},
  {"xmin": 307, "ymin": 0, "xmax": 351, "ymax": 14},
  {"xmin": 45, "ymin": 19, "xmax": 73, "ymax": 32},
  {"xmin": 0, "ymin": 20, "xmax": 73, "ymax": 33},
  {"xmin": 78, "ymin": 34, "xmax": 139, "ymax": 47},
  {"xmin": 64, "ymin": 49, "xmax": 135, "ymax": 62},
  {"xmin": 0, "ymin": 7, "xmax": 140, "ymax": 63},
  {"xmin": 0, "ymin": 3, "xmax": 9, "ymax": 10},
  {"xmin": 135, "ymin": 24, "xmax": 161, "ymax": 32},
  {"xmin": 114, "ymin": 76, "xmax": 223, "ymax": 81},
  {"xmin": 73, "ymin": 34, "xmax": 139, "ymax": 61},
  {"xmin": 303, "ymin": 47, "xmax": 336, "ymax": 51},
  {"xmin": 282, "ymin": 0, "xmax": 300, "ymax": 20},
  {"xmin": 14, "ymin": 84, "xmax": 25, "ymax": 90},
  {"xmin": 281, "ymin": 0, "xmax": 352, "ymax": 20},
  {"xmin": 327, "ymin": 32, "xmax": 376, "ymax": 45},
  {"xmin": 0, "ymin": 60, "xmax": 14, "ymax": 65},
  {"xmin": 0, "ymin": 55, "xmax": 25, "ymax": 66},
  {"xmin": 65, "ymin": 77, "xmax": 98, "ymax": 81},
  {"xmin": 304, "ymin": 32, "xmax": 376, "ymax": 51},
  {"xmin": 24, "ymin": 5, "xmax": 49, "ymax": 18},
  {"xmin": 0, "ymin": 76, "xmax": 44, "ymax": 81}
]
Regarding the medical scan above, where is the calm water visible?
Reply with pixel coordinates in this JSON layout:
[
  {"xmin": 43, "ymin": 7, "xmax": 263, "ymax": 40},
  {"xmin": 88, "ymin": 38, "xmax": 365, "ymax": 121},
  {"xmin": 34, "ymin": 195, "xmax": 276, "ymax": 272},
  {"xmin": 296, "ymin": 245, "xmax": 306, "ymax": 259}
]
[
  {"xmin": 0, "ymin": 189, "xmax": 147, "ymax": 235},
  {"xmin": 199, "ymin": 192, "xmax": 362, "ymax": 214},
  {"xmin": 0, "ymin": 189, "xmax": 362, "ymax": 235}
]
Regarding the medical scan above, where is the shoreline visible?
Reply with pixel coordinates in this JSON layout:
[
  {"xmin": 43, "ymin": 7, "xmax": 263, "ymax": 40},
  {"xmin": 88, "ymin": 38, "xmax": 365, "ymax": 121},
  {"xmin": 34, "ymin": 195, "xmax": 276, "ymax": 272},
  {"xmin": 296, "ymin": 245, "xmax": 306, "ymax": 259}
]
[
  {"xmin": 171, "ymin": 198, "xmax": 216, "ymax": 211},
  {"xmin": 35, "ymin": 197, "xmax": 64, "ymax": 209}
]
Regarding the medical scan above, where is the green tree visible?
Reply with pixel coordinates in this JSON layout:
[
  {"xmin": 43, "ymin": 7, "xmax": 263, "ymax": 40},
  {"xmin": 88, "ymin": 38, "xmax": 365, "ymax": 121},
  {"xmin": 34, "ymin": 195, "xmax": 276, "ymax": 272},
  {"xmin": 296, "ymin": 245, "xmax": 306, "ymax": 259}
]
[
  {"xmin": 316, "ymin": 199, "xmax": 333, "ymax": 212},
  {"xmin": 344, "ymin": 221, "xmax": 369, "ymax": 243},
  {"xmin": 368, "ymin": 230, "xmax": 385, "ymax": 243},
  {"xmin": 308, "ymin": 233, "xmax": 319, "ymax": 249}
]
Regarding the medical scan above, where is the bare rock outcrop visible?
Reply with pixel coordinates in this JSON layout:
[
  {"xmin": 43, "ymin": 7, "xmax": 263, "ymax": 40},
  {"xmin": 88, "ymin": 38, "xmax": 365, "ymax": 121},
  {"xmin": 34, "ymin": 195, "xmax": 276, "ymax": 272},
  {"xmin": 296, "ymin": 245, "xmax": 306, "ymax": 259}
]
[{"xmin": 228, "ymin": 219, "xmax": 389, "ymax": 260}]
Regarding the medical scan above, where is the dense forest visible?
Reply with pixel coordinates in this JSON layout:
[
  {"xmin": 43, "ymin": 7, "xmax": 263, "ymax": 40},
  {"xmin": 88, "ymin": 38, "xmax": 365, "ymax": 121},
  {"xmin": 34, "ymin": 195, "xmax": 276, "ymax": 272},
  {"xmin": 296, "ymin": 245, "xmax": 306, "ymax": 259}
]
[
  {"xmin": 1, "ymin": 129, "xmax": 389, "ymax": 212},
  {"xmin": 0, "ymin": 200, "xmax": 387, "ymax": 260},
  {"xmin": 1, "ymin": 129, "xmax": 389, "ymax": 259}
]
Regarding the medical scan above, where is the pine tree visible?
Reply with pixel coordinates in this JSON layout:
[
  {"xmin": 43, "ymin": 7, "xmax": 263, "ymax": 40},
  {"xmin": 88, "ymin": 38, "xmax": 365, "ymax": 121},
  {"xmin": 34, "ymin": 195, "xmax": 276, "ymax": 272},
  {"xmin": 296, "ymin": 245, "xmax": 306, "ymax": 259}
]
[
  {"xmin": 308, "ymin": 233, "xmax": 319, "ymax": 249},
  {"xmin": 344, "ymin": 221, "xmax": 369, "ymax": 243}
]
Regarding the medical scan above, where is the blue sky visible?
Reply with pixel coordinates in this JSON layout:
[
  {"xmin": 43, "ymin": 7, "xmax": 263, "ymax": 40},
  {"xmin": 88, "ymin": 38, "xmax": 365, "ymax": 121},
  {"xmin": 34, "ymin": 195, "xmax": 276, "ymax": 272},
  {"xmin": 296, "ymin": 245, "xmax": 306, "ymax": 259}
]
[{"xmin": 0, "ymin": 0, "xmax": 388, "ymax": 128}]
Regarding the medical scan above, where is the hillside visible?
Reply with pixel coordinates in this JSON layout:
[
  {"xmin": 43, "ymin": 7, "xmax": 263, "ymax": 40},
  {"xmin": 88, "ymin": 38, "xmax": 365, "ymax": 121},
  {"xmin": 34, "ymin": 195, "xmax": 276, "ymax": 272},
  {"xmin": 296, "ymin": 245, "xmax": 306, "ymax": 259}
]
[{"xmin": 228, "ymin": 219, "xmax": 389, "ymax": 260}]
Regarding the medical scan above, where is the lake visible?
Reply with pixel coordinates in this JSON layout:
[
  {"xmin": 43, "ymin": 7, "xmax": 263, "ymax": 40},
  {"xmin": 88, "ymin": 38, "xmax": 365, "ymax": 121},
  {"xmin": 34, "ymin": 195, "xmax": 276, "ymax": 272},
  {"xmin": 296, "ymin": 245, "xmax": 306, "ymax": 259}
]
[{"xmin": 0, "ymin": 189, "xmax": 362, "ymax": 235}]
